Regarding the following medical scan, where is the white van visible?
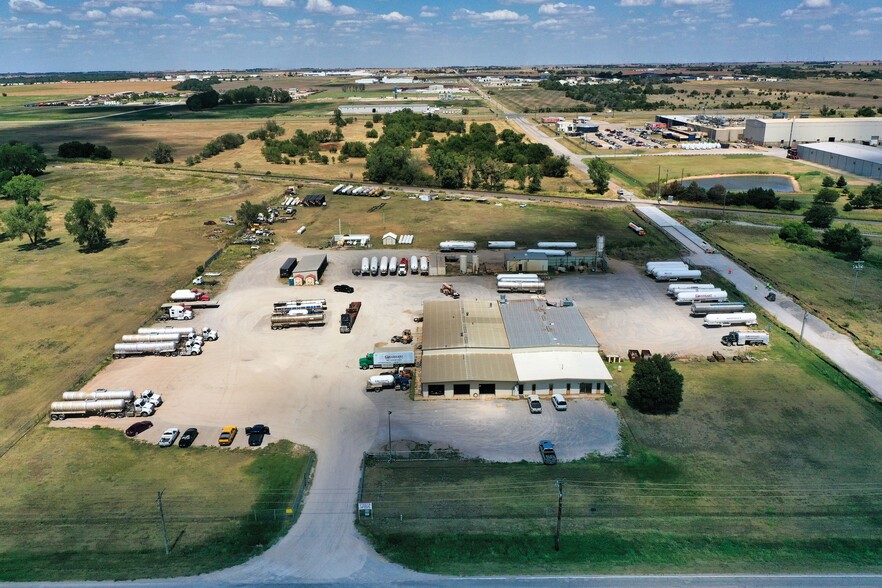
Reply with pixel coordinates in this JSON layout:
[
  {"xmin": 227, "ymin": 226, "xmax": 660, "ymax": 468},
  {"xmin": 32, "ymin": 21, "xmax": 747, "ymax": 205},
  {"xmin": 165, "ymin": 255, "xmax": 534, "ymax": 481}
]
[
  {"xmin": 528, "ymin": 395, "xmax": 542, "ymax": 414},
  {"xmin": 551, "ymin": 394, "xmax": 568, "ymax": 411}
]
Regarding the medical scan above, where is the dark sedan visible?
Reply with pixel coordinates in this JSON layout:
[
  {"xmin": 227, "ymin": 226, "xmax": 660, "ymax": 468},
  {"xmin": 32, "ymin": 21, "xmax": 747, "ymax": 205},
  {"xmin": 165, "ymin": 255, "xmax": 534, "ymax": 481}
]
[
  {"xmin": 178, "ymin": 427, "xmax": 199, "ymax": 448},
  {"xmin": 246, "ymin": 424, "xmax": 270, "ymax": 447},
  {"xmin": 334, "ymin": 284, "xmax": 355, "ymax": 293},
  {"xmin": 125, "ymin": 421, "xmax": 153, "ymax": 437}
]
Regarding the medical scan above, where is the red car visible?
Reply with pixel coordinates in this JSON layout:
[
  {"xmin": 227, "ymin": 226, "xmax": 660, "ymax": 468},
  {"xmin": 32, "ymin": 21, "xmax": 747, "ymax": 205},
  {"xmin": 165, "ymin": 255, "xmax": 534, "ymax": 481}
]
[{"xmin": 125, "ymin": 420, "xmax": 153, "ymax": 437}]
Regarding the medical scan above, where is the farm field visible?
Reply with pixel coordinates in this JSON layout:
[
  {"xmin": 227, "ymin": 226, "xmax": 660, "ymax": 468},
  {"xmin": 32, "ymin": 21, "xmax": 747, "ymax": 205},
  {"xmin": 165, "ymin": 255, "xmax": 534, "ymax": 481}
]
[
  {"xmin": 494, "ymin": 87, "xmax": 591, "ymax": 113},
  {"xmin": 0, "ymin": 428, "xmax": 311, "ymax": 581},
  {"xmin": 0, "ymin": 164, "xmax": 279, "ymax": 454},
  {"xmin": 360, "ymin": 320, "xmax": 882, "ymax": 574}
]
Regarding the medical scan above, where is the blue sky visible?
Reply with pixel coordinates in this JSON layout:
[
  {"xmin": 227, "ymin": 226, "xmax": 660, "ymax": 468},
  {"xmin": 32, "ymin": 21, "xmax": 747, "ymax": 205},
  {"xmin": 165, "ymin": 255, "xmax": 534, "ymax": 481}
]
[{"xmin": 1, "ymin": 0, "xmax": 880, "ymax": 73}]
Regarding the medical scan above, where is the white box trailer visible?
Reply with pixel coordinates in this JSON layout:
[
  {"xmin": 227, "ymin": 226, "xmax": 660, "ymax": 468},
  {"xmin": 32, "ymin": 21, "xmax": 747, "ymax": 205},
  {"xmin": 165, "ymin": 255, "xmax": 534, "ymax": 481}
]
[
  {"xmin": 646, "ymin": 261, "xmax": 687, "ymax": 275},
  {"xmin": 722, "ymin": 330, "xmax": 769, "ymax": 346},
  {"xmin": 703, "ymin": 312, "xmax": 758, "ymax": 327},
  {"xmin": 410, "ymin": 256, "xmax": 419, "ymax": 274},
  {"xmin": 389, "ymin": 257, "xmax": 398, "ymax": 277},
  {"xmin": 333, "ymin": 184, "xmax": 345, "ymax": 193},
  {"xmin": 380, "ymin": 256, "xmax": 389, "ymax": 276},
  {"xmin": 667, "ymin": 283, "xmax": 717, "ymax": 296},
  {"xmin": 653, "ymin": 269, "xmax": 702, "ymax": 282},
  {"xmin": 676, "ymin": 290, "xmax": 728, "ymax": 304}
]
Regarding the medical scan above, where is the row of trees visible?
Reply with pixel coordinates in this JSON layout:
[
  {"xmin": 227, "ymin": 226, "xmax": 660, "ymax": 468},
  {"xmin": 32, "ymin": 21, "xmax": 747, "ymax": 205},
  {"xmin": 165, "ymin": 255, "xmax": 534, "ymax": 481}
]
[
  {"xmin": 260, "ymin": 128, "xmax": 343, "ymax": 165},
  {"xmin": 221, "ymin": 86, "xmax": 292, "ymax": 105},
  {"xmin": 779, "ymin": 221, "xmax": 871, "ymax": 260},
  {"xmin": 57, "ymin": 141, "xmax": 112, "ymax": 160},
  {"xmin": 538, "ymin": 78, "xmax": 673, "ymax": 111},
  {"xmin": 644, "ymin": 180, "xmax": 792, "ymax": 211}
]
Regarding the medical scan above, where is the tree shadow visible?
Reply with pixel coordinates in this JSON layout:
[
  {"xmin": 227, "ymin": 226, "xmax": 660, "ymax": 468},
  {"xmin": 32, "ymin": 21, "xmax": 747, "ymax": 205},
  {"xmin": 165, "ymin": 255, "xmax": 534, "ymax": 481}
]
[
  {"xmin": 77, "ymin": 238, "xmax": 128, "ymax": 254},
  {"xmin": 15, "ymin": 237, "xmax": 62, "ymax": 251}
]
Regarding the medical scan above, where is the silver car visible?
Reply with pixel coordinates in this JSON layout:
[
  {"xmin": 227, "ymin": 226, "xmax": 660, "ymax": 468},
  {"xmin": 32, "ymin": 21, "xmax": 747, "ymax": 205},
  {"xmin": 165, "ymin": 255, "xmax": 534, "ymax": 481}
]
[{"xmin": 158, "ymin": 428, "xmax": 179, "ymax": 447}]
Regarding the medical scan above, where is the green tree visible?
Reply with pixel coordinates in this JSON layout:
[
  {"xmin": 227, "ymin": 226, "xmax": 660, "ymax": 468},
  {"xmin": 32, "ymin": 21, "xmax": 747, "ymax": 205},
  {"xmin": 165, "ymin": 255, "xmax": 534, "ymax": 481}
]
[
  {"xmin": 148, "ymin": 143, "xmax": 175, "ymax": 164},
  {"xmin": 541, "ymin": 155, "xmax": 569, "ymax": 178},
  {"xmin": 366, "ymin": 129, "xmax": 379, "ymax": 139},
  {"xmin": 821, "ymin": 175, "xmax": 835, "ymax": 187},
  {"xmin": 803, "ymin": 202, "xmax": 838, "ymax": 228},
  {"xmin": 778, "ymin": 221, "xmax": 816, "ymax": 246},
  {"xmin": 63, "ymin": 198, "xmax": 117, "ymax": 251},
  {"xmin": 0, "ymin": 142, "xmax": 47, "ymax": 176},
  {"xmin": 2, "ymin": 174, "xmax": 43, "ymax": 205},
  {"xmin": 0, "ymin": 201, "xmax": 50, "ymax": 244},
  {"xmin": 849, "ymin": 192, "xmax": 871, "ymax": 208},
  {"xmin": 527, "ymin": 165, "xmax": 542, "ymax": 193},
  {"xmin": 836, "ymin": 175, "xmax": 848, "ymax": 188},
  {"xmin": 236, "ymin": 200, "xmax": 263, "ymax": 226},
  {"xmin": 587, "ymin": 158, "xmax": 612, "ymax": 193},
  {"xmin": 331, "ymin": 109, "xmax": 346, "ymax": 127},
  {"xmin": 855, "ymin": 105, "xmax": 876, "ymax": 117},
  {"xmin": 814, "ymin": 187, "xmax": 840, "ymax": 203},
  {"xmin": 821, "ymin": 224, "xmax": 871, "ymax": 260},
  {"xmin": 625, "ymin": 354, "xmax": 684, "ymax": 415}
]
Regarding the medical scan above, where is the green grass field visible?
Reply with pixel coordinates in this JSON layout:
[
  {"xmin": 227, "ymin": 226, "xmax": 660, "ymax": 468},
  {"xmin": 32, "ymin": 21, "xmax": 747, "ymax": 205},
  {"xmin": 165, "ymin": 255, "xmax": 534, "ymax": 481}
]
[
  {"xmin": 694, "ymin": 222, "xmax": 882, "ymax": 353},
  {"xmin": 0, "ymin": 429, "xmax": 312, "ymax": 581},
  {"xmin": 360, "ymin": 315, "xmax": 882, "ymax": 574}
]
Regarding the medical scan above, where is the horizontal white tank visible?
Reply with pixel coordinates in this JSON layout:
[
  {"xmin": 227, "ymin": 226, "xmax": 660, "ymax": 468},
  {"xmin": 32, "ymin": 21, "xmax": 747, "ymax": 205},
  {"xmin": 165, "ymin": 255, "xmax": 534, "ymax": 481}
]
[
  {"xmin": 703, "ymin": 312, "xmax": 758, "ymax": 327},
  {"xmin": 676, "ymin": 290, "xmax": 727, "ymax": 304},
  {"xmin": 496, "ymin": 281, "xmax": 546, "ymax": 292},
  {"xmin": 667, "ymin": 283, "xmax": 717, "ymax": 295},
  {"xmin": 497, "ymin": 273, "xmax": 541, "ymax": 282},
  {"xmin": 653, "ymin": 269, "xmax": 702, "ymax": 282},
  {"xmin": 526, "ymin": 249, "xmax": 567, "ymax": 257},
  {"xmin": 114, "ymin": 342, "xmax": 177, "ymax": 352},
  {"xmin": 440, "ymin": 241, "xmax": 477, "ymax": 251},
  {"xmin": 537, "ymin": 242, "xmax": 577, "ymax": 249},
  {"xmin": 122, "ymin": 334, "xmax": 181, "ymax": 343},
  {"xmin": 51, "ymin": 399, "xmax": 127, "ymax": 412},
  {"xmin": 488, "ymin": 241, "xmax": 516, "ymax": 249},
  {"xmin": 368, "ymin": 375, "xmax": 396, "ymax": 387},
  {"xmin": 646, "ymin": 261, "xmax": 687, "ymax": 274},
  {"xmin": 138, "ymin": 327, "xmax": 196, "ymax": 336},
  {"xmin": 62, "ymin": 390, "xmax": 135, "ymax": 401}
]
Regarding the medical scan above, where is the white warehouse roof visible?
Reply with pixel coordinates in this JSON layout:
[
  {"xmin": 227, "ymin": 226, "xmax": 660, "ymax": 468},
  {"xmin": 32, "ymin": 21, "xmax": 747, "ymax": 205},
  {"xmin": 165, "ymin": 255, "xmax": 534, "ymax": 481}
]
[
  {"xmin": 512, "ymin": 350, "xmax": 612, "ymax": 383},
  {"xmin": 800, "ymin": 142, "xmax": 882, "ymax": 165}
]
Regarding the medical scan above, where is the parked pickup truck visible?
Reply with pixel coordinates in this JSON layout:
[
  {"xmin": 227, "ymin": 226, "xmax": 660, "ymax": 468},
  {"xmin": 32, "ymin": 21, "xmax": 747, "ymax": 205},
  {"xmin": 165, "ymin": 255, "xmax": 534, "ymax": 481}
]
[{"xmin": 539, "ymin": 440, "xmax": 557, "ymax": 465}]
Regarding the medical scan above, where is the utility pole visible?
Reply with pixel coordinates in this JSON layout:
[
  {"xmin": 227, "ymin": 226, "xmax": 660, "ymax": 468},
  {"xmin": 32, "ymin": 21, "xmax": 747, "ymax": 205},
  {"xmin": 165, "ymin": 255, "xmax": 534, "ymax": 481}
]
[
  {"xmin": 554, "ymin": 480, "xmax": 564, "ymax": 552},
  {"xmin": 851, "ymin": 260, "xmax": 865, "ymax": 300},
  {"xmin": 656, "ymin": 165, "xmax": 661, "ymax": 203},
  {"xmin": 156, "ymin": 489, "xmax": 170, "ymax": 557},
  {"xmin": 798, "ymin": 310, "xmax": 809, "ymax": 349},
  {"xmin": 387, "ymin": 411, "xmax": 393, "ymax": 462}
]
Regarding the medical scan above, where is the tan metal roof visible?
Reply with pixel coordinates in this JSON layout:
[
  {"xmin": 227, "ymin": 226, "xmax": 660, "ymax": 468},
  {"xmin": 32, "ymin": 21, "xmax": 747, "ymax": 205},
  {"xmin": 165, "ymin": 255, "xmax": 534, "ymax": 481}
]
[
  {"xmin": 422, "ymin": 300, "xmax": 509, "ymax": 351},
  {"xmin": 421, "ymin": 352, "xmax": 518, "ymax": 384}
]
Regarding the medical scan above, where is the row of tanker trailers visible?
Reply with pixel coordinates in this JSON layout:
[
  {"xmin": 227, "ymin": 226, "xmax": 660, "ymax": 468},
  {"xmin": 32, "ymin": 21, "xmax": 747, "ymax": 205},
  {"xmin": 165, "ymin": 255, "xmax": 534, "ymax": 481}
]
[
  {"xmin": 49, "ymin": 388, "xmax": 163, "ymax": 420},
  {"xmin": 357, "ymin": 255, "xmax": 429, "ymax": 277},
  {"xmin": 647, "ymin": 260, "xmax": 769, "ymax": 346},
  {"xmin": 271, "ymin": 299, "xmax": 327, "ymax": 329},
  {"xmin": 112, "ymin": 326, "xmax": 218, "ymax": 358}
]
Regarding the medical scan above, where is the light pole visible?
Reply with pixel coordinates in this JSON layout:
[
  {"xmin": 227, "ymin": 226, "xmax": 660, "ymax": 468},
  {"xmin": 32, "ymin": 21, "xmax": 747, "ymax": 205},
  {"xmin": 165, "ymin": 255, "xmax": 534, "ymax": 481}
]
[
  {"xmin": 851, "ymin": 260, "xmax": 865, "ymax": 300},
  {"xmin": 798, "ymin": 310, "xmax": 809, "ymax": 349},
  {"xmin": 387, "ymin": 411, "xmax": 393, "ymax": 462}
]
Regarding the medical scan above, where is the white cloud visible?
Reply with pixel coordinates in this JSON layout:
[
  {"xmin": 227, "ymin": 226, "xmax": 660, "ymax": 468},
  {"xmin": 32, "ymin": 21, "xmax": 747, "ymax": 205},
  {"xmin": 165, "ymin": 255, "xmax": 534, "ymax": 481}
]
[
  {"xmin": 380, "ymin": 11, "xmax": 411, "ymax": 23},
  {"xmin": 782, "ymin": 0, "xmax": 842, "ymax": 18},
  {"xmin": 419, "ymin": 5, "xmax": 438, "ymax": 18},
  {"xmin": 538, "ymin": 2, "xmax": 595, "ymax": 16},
  {"xmin": 109, "ymin": 5, "xmax": 155, "ymax": 18},
  {"xmin": 295, "ymin": 17, "xmax": 314, "ymax": 27},
  {"xmin": 260, "ymin": 0, "xmax": 292, "ymax": 7},
  {"xmin": 4, "ymin": 18, "xmax": 77, "ymax": 32},
  {"xmin": 185, "ymin": 2, "xmax": 238, "ymax": 15},
  {"xmin": 663, "ymin": 0, "xmax": 727, "ymax": 6},
  {"xmin": 817, "ymin": 23, "xmax": 832, "ymax": 30},
  {"xmin": 8, "ymin": 0, "xmax": 60, "ymax": 14},
  {"xmin": 738, "ymin": 16, "xmax": 774, "ymax": 27},
  {"xmin": 617, "ymin": 0, "xmax": 654, "ymax": 5},
  {"xmin": 453, "ymin": 8, "xmax": 529, "ymax": 23},
  {"xmin": 70, "ymin": 8, "xmax": 106, "ymax": 20},
  {"xmin": 305, "ymin": 0, "xmax": 355, "ymax": 15},
  {"xmin": 852, "ymin": 28, "xmax": 870, "ymax": 35}
]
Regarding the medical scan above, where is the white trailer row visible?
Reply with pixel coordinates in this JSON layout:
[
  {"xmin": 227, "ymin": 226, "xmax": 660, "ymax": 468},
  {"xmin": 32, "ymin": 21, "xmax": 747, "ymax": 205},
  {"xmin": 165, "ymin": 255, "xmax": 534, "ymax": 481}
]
[
  {"xmin": 333, "ymin": 185, "xmax": 385, "ymax": 197},
  {"xmin": 113, "ymin": 340, "xmax": 202, "ymax": 358},
  {"xmin": 359, "ymin": 255, "xmax": 428, "ymax": 276},
  {"xmin": 50, "ymin": 389, "xmax": 163, "ymax": 420}
]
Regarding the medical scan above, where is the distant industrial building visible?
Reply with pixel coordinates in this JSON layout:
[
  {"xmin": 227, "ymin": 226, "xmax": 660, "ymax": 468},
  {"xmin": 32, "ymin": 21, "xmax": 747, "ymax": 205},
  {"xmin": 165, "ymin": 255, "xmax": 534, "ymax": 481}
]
[
  {"xmin": 797, "ymin": 143, "xmax": 882, "ymax": 181},
  {"xmin": 744, "ymin": 117, "xmax": 882, "ymax": 147},
  {"xmin": 419, "ymin": 298, "xmax": 612, "ymax": 399},
  {"xmin": 655, "ymin": 114, "xmax": 745, "ymax": 142},
  {"xmin": 338, "ymin": 104, "xmax": 432, "ymax": 116}
]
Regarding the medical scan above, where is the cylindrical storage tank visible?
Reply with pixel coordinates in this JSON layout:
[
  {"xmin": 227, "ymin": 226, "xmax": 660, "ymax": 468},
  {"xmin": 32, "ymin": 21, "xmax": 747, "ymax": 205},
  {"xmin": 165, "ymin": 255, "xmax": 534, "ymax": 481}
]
[
  {"xmin": 526, "ymin": 249, "xmax": 566, "ymax": 257},
  {"xmin": 62, "ymin": 390, "xmax": 135, "ymax": 401},
  {"xmin": 497, "ymin": 273, "xmax": 541, "ymax": 282},
  {"xmin": 138, "ymin": 327, "xmax": 195, "ymax": 336},
  {"xmin": 368, "ymin": 375, "xmax": 396, "ymax": 387},
  {"xmin": 488, "ymin": 241, "xmax": 516, "ymax": 249},
  {"xmin": 380, "ymin": 256, "xmax": 389, "ymax": 275},
  {"xmin": 419, "ymin": 256, "xmax": 429, "ymax": 275},
  {"xmin": 652, "ymin": 269, "xmax": 702, "ymax": 282},
  {"xmin": 536, "ymin": 242, "xmax": 577, "ymax": 249},
  {"xmin": 676, "ymin": 290, "xmax": 727, "ymax": 304},
  {"xmin": 410, "ymin": 256, "xmax": 419, "ymax": 274},
  {"xmin": 646, "ymin": 261, "xmax": 686, "ymax": 274},
  {"xmin": 170, "ymin": 290, "xmax": 197, "ymax": 301},
  {"xmin": 439, "ymin": 241, "xmax": 477, "ymax": 252},
  {"xmin": 114, "ymin": 342, "xmax": 177, "ymax": 352},
  {"xmin": 122, "ymin": 334, "xmax": 181, "ymax": 343},
  {"xmin": 51, "ymin": 399, "xmax": 127, "ymax": 412},
  {"xmin": 596, "ymin": 235, "xmax": 605, "ymax": 258},
  {"xmin": 691, "ymin": 302, "xmax": 747, "ymax": 316},
  {"xmin": 667, "ymin": 283, "xmax": 717, "ymax": 295},
  {"xmin": 704, "ymin": 312, "xmax": 757, "ymax": 327},
  {"xmin": 389, "ymin": 257, "xmax": 399, "ymax": 277}
]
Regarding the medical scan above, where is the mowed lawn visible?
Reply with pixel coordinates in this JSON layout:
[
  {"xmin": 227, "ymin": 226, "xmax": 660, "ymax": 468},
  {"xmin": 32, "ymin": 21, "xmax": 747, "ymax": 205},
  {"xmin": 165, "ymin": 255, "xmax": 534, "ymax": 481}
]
[
  {"xmin": 0, "ymin": 164, "xmax": 279, "ymax": 453},
  {"xmin": 0, "ymin": 428, "xmax": 312, "ymax": 581},
  {"xmin": 700, "ymin": 222, "xmax": 882, "ymax": 353},
  {"xmin": 361, "ymin": 322, "xmax": 882, "ymax": 574}
]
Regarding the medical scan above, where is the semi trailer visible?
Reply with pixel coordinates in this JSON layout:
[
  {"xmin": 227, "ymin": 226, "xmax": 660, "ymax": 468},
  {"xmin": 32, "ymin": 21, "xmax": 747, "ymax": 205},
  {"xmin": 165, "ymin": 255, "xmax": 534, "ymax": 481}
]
[
  {"xmin": 113, "ymin": 341, "xmax": 202, "ymax": 358},
  {"xmin": 703, "ymin": 312, "xmax": 758, "ymax": 327},
  {"xmin": 496, "ymin": 280, "xmax": 546, "ymax": 293},
  {"xmin": 488, "ymin": 241, "xmax": 516, "ymax": 249},
  {"xmin": 340, "ymin": 301, "xmax": 362, "ymax": 334},
  {"xmin": 721, "ymin": 330, "xmax": 769, "ymax": 346},
  {"xmin": 646, "ymin": 261, "xmax": 687, "ymax": 275},
  {"xmin": 419, "ymin": 256, "xmax": 429, "ymax": 276},
  {"xmin": 675, "ymin": 290, "xmax": 728, "ymax": 304},
  {"xmin": 279, "ymin": 257, "xmax": 298, "ymax": 279},
  {"xmin": 137, "ymin": 326, "xmax": 218, "ymax": 340},
  {"xmin": 653, "ymin": 269, "xmax": 702, "ymax": 282},
  {"xmin": 389, "ymin": 257, "xmax": 399, "ymax": 276},
  {"xmin": 62, "ymin": 389, "xmax": 135, "ymax": 401},
  {"xmin": 410, "ymin": 256, "xmax": 419, "ymax": 274},
  {"xmin": 439, "ymin": 241, "xmax": 477, "ymax": 252},
  {"xmin": 365, "ymin": 373, "xmax": 411, "ymax": 392},
  {"xmin": 690, "ymin": 302, "xmax": 747, "ymax": 316},
  {"xmin": 497, "ymin": 273, "xmax": 541, "ymax": 282},
  {"xmin": 380, "ymin": 256, "xmax": 389, "ymax": 276},
  {"xmin": 50, "ymin": 399, "xmax": 130, "ymax": 420},
  {"xmin": 158, "ymin": 305, "xmax": 193, "ymax": 321},
  {"xmin": 170, "ymin": 289, "xmax": 210, "ymax": 302},
  {"xmin": 667, "ymin": 283, "xmax": 717, "ymax": 296},
  {"xmin": 536, "ymin": 241, "xmax": 577, "ymax": 249},
  {"xmin": 360, "ymin": 346, "xmax": 416, "ymax": 369},
  {"xmin": 122, "ymin": 333, "xmax": 182, "ymax": 343},
  {"xmin": 361, "ymin": 257, "xmax": 370, "ymax": 275},
  {"xmin": 370, "ymin": 256, "xmax": 379, "ymax": 276},
  {"xmin": 273, "ymin": 299, "xmax": 327, "ymax": 312},
  {"xmin": 526, "ymin": 248, "xmax": 566, "ymax": 257},
  {"xmin": 270, "ymin": 312, "xmax": 325, "ymax": 329}
]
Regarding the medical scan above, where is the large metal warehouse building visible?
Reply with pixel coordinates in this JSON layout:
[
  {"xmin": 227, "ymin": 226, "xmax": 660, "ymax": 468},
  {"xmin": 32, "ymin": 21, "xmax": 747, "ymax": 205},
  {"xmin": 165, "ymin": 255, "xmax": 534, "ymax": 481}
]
[
  {"xmin": 744, "ymin": 117, "xmax": 882, "ymax": 146},
  {"xmin": 338, "ymin": 104, "xmax": 432, "ymax": 116},
  {"xmin": 797, "ymin": 143, "xmax": 882, "ymax": 181},
  {"xmin": 419, "ymin": 298, "xmax": 612, "ymax": 399}
]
